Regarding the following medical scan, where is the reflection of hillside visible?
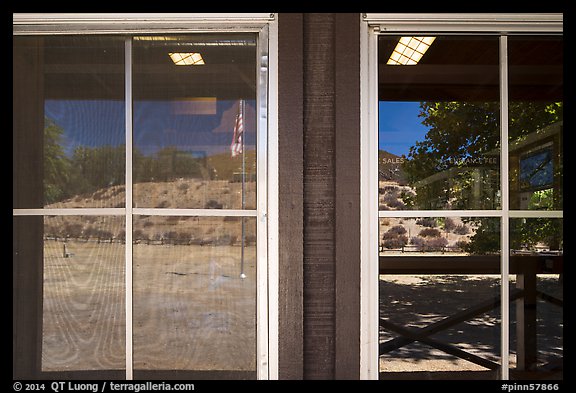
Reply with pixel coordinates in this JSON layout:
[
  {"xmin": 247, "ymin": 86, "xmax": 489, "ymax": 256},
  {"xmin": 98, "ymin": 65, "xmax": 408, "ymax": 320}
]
[
  {"xmin": 207, "ymin": 150, "xmax": 256, "ymax": 181},
  {"xmin": 379, "ymin": 181, "xmax": 415, "ymax": 211},
  {"xmin": 42, "ymin": 137, "xmax": 256, "ymax": 207},
  {"xmin": 379, "ymin": 150, "xmax": 406, "ymax": 183},
  {"xmin": 44, "ymin": 214, "xmax": 256, "ymax": 247},
  {"xmin": 379, "ymin": 146, "xmax": 499, "ymax": 210},
  {"xmin": 44, "ymin": 178, "xmax": 257, "ymax": 246},
  {"xmin": 47, "ymin": 178, "xmax": 256, "ymax": 210},
  {"xmin": 133, "ymin": 179, "xmax": 255, "ymax": 210},
  {"xmin": 380, "ymin": 217, "xmax": 474, "ymax": 254}
]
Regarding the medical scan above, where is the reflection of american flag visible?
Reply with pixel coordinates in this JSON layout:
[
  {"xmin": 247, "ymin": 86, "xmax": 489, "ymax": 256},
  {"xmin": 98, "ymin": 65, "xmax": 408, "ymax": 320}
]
[{"xmin": 230, "ymin": 100, "xmax": 244, "ymax": 157}]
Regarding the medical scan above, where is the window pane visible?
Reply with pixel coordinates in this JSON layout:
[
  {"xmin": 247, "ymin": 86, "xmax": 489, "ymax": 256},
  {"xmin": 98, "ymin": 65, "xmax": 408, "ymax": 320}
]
[
  {"xmin": 14, "ymin": 31, "xmax": 265, "ymax": 381},
  {"xmin": 13, "ymin": 36, "xmax": 126, "ymax": 209},
  {"xmin": 510, "ymin": 218, "xmax": 563, "ymax": 379},
  {"xmin": 132, "ymin": 216, "xmax": 256, "ymax": 379},
  {"xmin": 379, "ymin": 217, "xmax": 501, "ymax": 379},
  {"xmin": 132, "ymin": 35, "xmax": 257, "ymax": 210},
  {"xmin": 378, "ymin": 36, "xmax": 500, "ymax": 210},
  {"xmin": 42, "ymin": 216, "xmax": 125, "ymax": 374},
  {"xmin": 508, "ymin": 36, "xmax": 563, "ymax": 211}
]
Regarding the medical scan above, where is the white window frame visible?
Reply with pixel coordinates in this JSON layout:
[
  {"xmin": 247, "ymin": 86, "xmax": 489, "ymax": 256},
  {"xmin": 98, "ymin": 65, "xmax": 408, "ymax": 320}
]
[
  {"xmin": 12, "ymin": 12, "xmax": 279, "ymax": 380},
  {"xmin": 360, "ymin": 13, "xmax": 563, "ymax": 380}
]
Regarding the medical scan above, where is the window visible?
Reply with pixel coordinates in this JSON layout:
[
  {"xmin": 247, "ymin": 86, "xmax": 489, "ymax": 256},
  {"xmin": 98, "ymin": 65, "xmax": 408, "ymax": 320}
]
[
  {"xmin": 13, "ymin": 14, "xmax": 278, "ymax": 380},
  {"xmin": 361, "ymin": 14, "xmax": 563, "ymax": 380}
]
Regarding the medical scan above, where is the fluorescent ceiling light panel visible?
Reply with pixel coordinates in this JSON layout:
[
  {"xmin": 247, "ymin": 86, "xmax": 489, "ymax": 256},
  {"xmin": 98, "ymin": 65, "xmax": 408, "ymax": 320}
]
[
  {"xmin": 168, "ymin": 52, "xmax": 205, "ymax": 65},
  {"xmin": 387, "ymin": 36, "xmax": 436, "ymax": 65}
]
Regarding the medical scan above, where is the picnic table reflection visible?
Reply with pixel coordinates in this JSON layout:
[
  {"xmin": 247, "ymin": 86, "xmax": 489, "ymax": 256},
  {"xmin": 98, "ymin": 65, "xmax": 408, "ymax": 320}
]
[{"xmin": 379, "ymin": 253, "xmax": 563, "ymax": 377}]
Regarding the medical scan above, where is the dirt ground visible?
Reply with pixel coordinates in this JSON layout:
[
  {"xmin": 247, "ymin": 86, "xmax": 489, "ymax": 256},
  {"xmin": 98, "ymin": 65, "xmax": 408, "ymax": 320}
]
[
  {"xmin": 379, "ymin": 273, "xmax": 563, "ymax": 377},
  {"xmin": 41, "ymin": 240, "xmax": 562, "ymax": 377},
  {"xmin": 41, "ymin": 240, "xmax": 256, "ymax": 372}
]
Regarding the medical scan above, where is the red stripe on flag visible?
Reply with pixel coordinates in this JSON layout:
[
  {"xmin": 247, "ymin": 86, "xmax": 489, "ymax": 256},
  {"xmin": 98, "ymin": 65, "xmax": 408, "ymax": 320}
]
[{"xmin": 230, "ymin": 101, "xmax": 244, "ymax": 157}]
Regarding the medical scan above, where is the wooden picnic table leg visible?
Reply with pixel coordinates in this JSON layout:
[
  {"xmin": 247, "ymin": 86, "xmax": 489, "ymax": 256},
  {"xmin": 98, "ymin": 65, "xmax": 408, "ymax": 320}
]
[{"xmin": 516, "ymin": 259, "xmax": 537, "ymax": 371}]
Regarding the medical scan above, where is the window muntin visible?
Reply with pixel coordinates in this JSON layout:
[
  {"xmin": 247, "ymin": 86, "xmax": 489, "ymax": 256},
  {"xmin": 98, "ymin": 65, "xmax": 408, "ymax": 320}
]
[
  {"xmin": 13, "ymin": 29, "xmax": 266, "ymax": 380},
  {"xmin": 378, "ymin": 215, "xmax": 502, "ymax": 378},
  {"xmin": 14, "ymin": 36, "xmax": 126, "ymax": 209},
  {"xmin": 508, "ymin": 36, "xmax": 563, "ymax": 211},
  {"xmin": 375, "ymin": 33, "xmax": 563, "ymax": 380},
  {"xmin": 42, "ymin": 215, "xmax": 126, "ymax": 372},
  {"xmin": 378, "ymin": 36, "xmax": 500, "ymax": 211},
  {"xmin": 132, "ymin": 216, "xmax": 256, "ymax": 375},
  {"xmin": 132, "ymin": 35, "xmax": 257, "ymax": 210},
  {"xmin": 509, "ymin": 218, "xmax": 563, "ymax": 374}
]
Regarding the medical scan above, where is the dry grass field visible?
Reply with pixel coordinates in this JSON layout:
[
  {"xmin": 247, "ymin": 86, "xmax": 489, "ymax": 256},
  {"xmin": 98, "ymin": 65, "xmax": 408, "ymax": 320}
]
[
  {"xmin": 42, "ymin": 177, "xmax": 258, "ymax": 373},
  {"xmin": 39, "ymin": 178, "xmax": 561, "ymax": 377},
  {"xmin": 42, "ymin": 240, "xmax": 257, "ymax": 372}
]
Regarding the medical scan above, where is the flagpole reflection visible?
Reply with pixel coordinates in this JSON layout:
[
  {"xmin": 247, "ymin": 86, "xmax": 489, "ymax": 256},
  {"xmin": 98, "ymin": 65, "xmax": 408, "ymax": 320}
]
[{"xmin": 240, "ymin": 99, "xmax": 246, "ymax": 279}]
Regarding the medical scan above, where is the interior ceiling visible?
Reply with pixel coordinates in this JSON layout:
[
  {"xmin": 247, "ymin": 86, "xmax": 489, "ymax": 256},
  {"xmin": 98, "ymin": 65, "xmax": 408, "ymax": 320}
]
[
  {"xmin": 22, "ymin": 34, "xmax": 563, "ymax": 102},
  {"xmin": 378, "ymin": 36, "xmax": 563, "ymax": 101},
  {"xmin": 41, "ymin": 35, "xmax": 257, "ymax": 101}
]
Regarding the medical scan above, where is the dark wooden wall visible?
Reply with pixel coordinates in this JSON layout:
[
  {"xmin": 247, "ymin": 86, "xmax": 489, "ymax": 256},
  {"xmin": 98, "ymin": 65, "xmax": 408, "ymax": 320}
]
[
  {"xmin": 13, "ymin": 37, "xmax": 44, "ymax": 379},
  {"xmin": 278, "ymin": 12, "xmax": 305, "ymax": 380},
  {"xmin": 333, "ymin": 13, "xmax": 361, "ymax": 380},
  {"xmin": 278, "ymin": 13, "xmax": 361, "ymax": 380}
]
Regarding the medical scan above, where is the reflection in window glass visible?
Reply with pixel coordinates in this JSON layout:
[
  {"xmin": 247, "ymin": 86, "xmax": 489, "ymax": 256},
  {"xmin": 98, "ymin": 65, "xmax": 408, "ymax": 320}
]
[
  {"xmin": 133, "ymin": 216, "xmax": 256, "ymax": 378},
  {"xmin": 379, "ymin": 217, "xmax": 500, "ymax": 379},
  {"xmin": 42, "ymin": 216, "xmax": 125, "ymax": 372},
  {"xmin": 509, "ymin": 218, "xmax": 562, "ymax": 379},
  {"xmin": 508, "ymin": 36, "xmax": 563, "ymax": 211},
  {"xmin": 378, "ymin": 36, "xmax": 500, "ymax": 210},
  {"xmin": 14, "ymin": 32, "xmax": 264, "ymax": 380},
  {"xmin": 132, "ymin": 35, "xmax": 257, "ymax": 210},
  {"xmin": 13, "ymin": 36, "xmax": 126, "ymax": 209}
]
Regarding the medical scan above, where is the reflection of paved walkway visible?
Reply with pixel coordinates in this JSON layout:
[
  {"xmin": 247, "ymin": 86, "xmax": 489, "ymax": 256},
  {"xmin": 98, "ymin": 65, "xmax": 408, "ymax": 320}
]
[{"xmin": 379, "ymin": 274, "xmax": 563, "ymax": 379}]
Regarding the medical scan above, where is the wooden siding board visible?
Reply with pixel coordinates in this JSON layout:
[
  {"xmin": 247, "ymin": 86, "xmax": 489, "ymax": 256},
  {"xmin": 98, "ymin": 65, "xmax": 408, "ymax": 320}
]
[
  {"xmin": 278, "ymin": 13, "xmax": 305, "ymax": 380},
  {"xmin": 302, "ymin": 13, "xmax": 336, "ymax": 380},
  {"xmin": 334, "ymin": 13, "xmax": 361, "ymax": 379},
  {"xmin": 280, "ymin": 13, "xmax": 362, "ymax": 380}
]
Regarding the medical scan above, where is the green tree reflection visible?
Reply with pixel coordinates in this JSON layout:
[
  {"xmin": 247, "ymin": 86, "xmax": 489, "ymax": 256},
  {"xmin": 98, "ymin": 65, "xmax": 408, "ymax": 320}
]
[
  {"xmin": 402, "ymin": 101, "xmax": 562, "ymax": 253},
  {"xmin": 44, "ymin": 117, "xmax": 71, "ymax": 204}
]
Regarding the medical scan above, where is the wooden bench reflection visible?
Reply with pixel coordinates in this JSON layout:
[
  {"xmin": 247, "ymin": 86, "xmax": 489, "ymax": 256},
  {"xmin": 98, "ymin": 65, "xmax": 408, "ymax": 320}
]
[{"xmin": 379, "ymin": 254, "xmax": 563, "ymax": 373}]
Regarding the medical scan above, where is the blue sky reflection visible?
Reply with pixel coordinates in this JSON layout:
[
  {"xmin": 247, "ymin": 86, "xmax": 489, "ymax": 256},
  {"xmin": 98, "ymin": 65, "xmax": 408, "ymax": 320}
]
[
  {"xmin": 45, "ymin": 99, "xmax": 125, "ymax": 156},
  {"xmin": 45, "ymin": 99, "xmax": 255, "ymax": 157},
  {"xmin": 379, "ymin": 101, "xmax": 429, "ymax": 157}
]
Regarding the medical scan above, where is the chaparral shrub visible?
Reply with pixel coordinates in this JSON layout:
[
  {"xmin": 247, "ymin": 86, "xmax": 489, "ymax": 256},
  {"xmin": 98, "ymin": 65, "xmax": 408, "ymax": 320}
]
[{"xmin": 418, "ymin": 227, "xmax": 441, "ymax": 238}]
